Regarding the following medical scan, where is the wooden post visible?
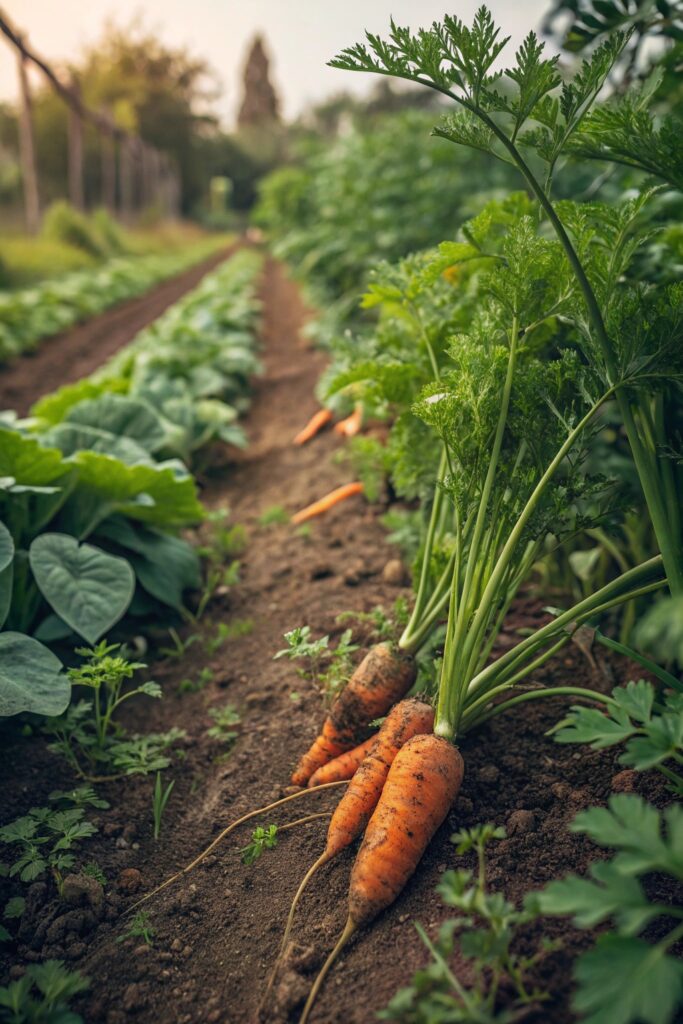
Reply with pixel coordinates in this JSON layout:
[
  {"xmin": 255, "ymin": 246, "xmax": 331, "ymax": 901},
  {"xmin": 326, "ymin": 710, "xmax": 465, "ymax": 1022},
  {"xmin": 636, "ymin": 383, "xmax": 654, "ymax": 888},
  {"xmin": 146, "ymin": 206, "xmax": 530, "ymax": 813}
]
[
  {"xmin": 100, "ymin": 112, "xmax": 116, "ymax": 211},
  {"xmin": 16, "ymin": 48, "xmax": 40, "ymax": 233},
  {"xmin": 68, "ymin": 77, "xmax": 84, "ymax": 210},
  {"xmin": 118, "ymin": 135, "xmax": 133, "ymax": 222}
]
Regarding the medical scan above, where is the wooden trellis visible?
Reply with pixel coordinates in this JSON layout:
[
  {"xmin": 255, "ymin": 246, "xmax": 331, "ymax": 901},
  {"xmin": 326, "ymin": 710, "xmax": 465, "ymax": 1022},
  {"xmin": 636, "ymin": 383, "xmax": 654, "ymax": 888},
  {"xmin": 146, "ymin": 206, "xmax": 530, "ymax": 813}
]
[{"xmin": 0, "ymin": 7, "xmax": 181, "ymax": 231}]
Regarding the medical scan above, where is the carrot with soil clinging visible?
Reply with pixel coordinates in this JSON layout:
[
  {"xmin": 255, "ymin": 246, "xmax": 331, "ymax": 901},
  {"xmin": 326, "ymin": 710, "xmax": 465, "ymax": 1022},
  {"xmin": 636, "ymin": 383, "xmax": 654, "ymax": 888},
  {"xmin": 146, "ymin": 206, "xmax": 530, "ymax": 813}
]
[
  {"xmin": 307, "ymin": 735, "xmax": 376, "ymax": 787},
  {"xmin": 293, "ymin": 408, "xmax": 333, "ymax": 445},
  {"xmin": 291, "ymin": 482, "xmax": 364, "ymax": 525},
  {"xmin": 291, "ymin": 642, "xmax": 416, "ymax": 786},
  {"xmin": 299, "ymin": 732, "xmax": 464, "ymax": 1024},
  {"xmin": 263, "ymin": 698, "xmax": 434, "ymax": 1013}
]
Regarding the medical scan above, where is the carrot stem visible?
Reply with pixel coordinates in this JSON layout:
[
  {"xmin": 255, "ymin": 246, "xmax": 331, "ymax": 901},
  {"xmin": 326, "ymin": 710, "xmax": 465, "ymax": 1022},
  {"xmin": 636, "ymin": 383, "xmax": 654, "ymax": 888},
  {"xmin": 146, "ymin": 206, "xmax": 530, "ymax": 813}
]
[
  {"xmin": 292, "ymin": 482, "xmax": 364, "ymax": 524},
  {"xmin": 127, "ymin": 780, "xmax": 348, "ymax": 912},
  {"xmin": 299, "ymin": 916, "xmax": 357, "ymax": 1024}
]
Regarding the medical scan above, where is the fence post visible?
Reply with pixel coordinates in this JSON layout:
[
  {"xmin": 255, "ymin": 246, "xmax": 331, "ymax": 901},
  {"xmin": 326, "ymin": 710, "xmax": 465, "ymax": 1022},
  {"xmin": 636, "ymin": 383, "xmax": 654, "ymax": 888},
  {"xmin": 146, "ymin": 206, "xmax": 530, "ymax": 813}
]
[{"xmin": 16, "ymin": 47, "xmax": 40, "ymax": 233}]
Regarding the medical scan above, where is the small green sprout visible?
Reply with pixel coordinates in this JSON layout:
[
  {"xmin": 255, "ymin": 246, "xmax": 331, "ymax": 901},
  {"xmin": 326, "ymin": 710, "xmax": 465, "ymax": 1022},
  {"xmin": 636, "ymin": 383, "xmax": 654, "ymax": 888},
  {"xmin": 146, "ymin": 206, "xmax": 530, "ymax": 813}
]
[{"xmin": 240, "ymin": 825, "xmax": 278, "ymax": 866}]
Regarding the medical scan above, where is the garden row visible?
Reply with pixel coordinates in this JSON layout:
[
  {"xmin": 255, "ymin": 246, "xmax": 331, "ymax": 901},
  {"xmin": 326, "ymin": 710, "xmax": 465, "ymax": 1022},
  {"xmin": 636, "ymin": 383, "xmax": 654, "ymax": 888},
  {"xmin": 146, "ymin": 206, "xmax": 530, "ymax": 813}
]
[
  {"xmin": 0, "ymin": 247, "xmax": 263, "ymax": 723},
  {"xmin": 251, "ymin": 8, "xmax": 683, "ymax": 1023},
  {"xmin": 0, "ymin": 237, "xmax": 231, "ymax": 363}
]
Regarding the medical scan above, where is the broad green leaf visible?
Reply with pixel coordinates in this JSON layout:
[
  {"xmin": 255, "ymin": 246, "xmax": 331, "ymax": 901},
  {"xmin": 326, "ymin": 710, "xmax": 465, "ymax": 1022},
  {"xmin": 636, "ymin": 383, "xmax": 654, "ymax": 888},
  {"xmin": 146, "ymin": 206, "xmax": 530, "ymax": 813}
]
[
  {"xmin": 0, "ymin": 632, "xmax": 68, "ymax": 718},
  {"xmin": 537, "ymin": 861, "xmax": 658, "ymax": 934},
  {"xmin": 0, "ymin": 521, "xmax": 13, "ymax": 630},
  {"xmin": 612, "ymin": 679, "xmax": 654, "ymax": 724},
  {"xmin": 568, "ymin": 546, "xmax": 601, "ymax": 581},
  {"xmin": 0, "ymin": 430, "xmax": 66, "ymax": 486},
  {"xmin": 0, "ymin": 522, "xmax": 13, "ymax": 573},
  {"xmin": 42, "ymin": 423, "xmax": 154, "ymax": 466},
  {"xmin": 31, "ymin": 377, "xmax": 129, "ymax": 425},
  {"xmin": 65, "ymin": 394, "xmax": 167, "ymax": 453},
  {"xmin": 553, "ymin": 703, "xmax": 636, "ymax": 747},
  {"xmin": 573, "ymin": 934, "xmax": 683, "ymax": 1024},
  {"xmin": 571, "ymin": 795, "xmax": 683, "ymax": 878},
  {"xmin": 29, "ymin": 533, "xmax": 135, "ymax": 644},
  {"xmin": 96, "ymin": 516, "xmax": 200, "ymax": 610}
]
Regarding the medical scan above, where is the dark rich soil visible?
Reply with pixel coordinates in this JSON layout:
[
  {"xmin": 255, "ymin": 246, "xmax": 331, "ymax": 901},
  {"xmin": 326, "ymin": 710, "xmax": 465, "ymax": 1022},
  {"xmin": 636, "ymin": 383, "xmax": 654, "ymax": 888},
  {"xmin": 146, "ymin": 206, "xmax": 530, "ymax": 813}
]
[
  {"xmin": 0, "ymin": 246, "xmax": 235, "ymax": 416},
  {"xmin": 0, "ymin": 257, "xmax": 673, "ymax": 1024}
]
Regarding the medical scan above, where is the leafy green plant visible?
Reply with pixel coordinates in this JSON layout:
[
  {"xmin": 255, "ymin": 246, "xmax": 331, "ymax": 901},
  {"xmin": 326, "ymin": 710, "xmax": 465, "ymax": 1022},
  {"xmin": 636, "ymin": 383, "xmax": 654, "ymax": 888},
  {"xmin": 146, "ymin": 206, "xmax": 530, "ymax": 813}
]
[
  {"xmin": 538, "ymin": 795, "xmax": 683, "ymax": 1024},
  {"xmin": 552, "ymin": 678, "xmax": 683, "ymax": 793},
  {"xmin": 43, "ymin": 642, "xmax": 183, "ymax": 779},
  {"xmin": 275, "ymin": 625, "xmax": 359, "ymax": 701},
  {"xmin": 257, "ymin": 505, "xmax": 289, "ymax": 528},
  {"xmin": 240, "ymin": 824, "xmax": 278, "ymax": 866},
  {"xmin": 337, "ymin": 598, "xmax": 409, "ymax": 643},
  {"xmin": 0, "ymin": 959, "xmax": 88, "ymax": 1024},
  {"xmin": 0, "ymin": 804, "xmax": 97, "ymax": 892},
  {"xmin": 178, "ymin": 667, "xmax": 214, "ymax": 694},
  {"xmin": 381, "ymin": 824, "xmax": 551, "ymax": 1022},
  {"xmin": 117, "ymin": 910, "xmax": 155, "ymax": 947},
  {"xmin": 206, "ymin": 703, "xmax": 241, "ymax": 745},
  {"xmin": 152, "ymin": 772, "xmax": 175, "ymax": 840},
  {"xmin": 82, "ymin": 861, "xmax": 107, "ymax": 887}
]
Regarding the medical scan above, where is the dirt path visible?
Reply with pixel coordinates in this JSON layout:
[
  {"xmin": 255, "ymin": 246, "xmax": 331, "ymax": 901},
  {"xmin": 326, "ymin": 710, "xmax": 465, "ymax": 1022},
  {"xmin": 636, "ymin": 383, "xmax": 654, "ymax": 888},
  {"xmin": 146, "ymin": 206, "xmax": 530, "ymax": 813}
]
[
  {"xmin": 0, "ymin": 246, "xmax": 234, "ymax": 415},
  {"xmin": 0, "ymin": 259, "xmax": 668, "ymax": 1024}
]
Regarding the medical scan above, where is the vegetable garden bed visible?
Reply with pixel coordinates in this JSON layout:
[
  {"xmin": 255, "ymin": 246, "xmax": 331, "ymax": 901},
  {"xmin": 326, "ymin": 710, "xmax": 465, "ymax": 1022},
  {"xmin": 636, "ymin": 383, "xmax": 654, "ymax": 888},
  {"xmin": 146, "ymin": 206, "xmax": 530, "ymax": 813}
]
[{"xmin": 0, "ymin": 258, "xmax": 674, "ymax": 1024}]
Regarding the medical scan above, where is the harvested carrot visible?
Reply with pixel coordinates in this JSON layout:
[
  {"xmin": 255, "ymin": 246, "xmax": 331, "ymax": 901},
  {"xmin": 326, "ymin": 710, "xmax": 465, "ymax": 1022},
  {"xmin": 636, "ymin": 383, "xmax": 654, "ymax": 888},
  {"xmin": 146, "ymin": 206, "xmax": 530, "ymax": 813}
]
[
  {"xmin": 293, "ymin": 407, "xmax": 333, "ymax": 445},
  {"xmin": 299, "ymin": 733, "xmax": 464, "ymax": 1023},
  {"xmin": 291, "ymin": 642, "xmax": 416, "ymax": 786},
  {"xmin": 307, "ymin": 735, "xmax": 376, "ymax": 787},
  {"xmin": 263, "ymin": 699, "xmax": 434, "ymax": 1013},
  {"xmin": 291, "ymin": 482, "xmax": 364, "ymax": 525},
  {"xmin": 333, "ymin": 402, "xmax": 363, "ymax": 438}
]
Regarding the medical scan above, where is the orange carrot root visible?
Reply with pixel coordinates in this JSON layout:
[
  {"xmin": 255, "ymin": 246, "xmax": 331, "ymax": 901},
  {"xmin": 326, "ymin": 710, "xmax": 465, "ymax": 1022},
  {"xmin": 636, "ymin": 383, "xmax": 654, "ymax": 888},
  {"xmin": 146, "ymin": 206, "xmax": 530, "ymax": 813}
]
[
  {"xmin": 291, "ymin": 642, "xmax": 417, "ymax": 786},
  {"xmin": 291, "ymin": 482, "xmax": 364, "ymax": 525},
  {"xmin": 299, "ymin": 734, "xmax": 464, "ymax": 1022},
  {"xmin": 333, "ymin": 403, "xmax": 363, "ymax": 438},
  {"xmin": 293, "ymin": 408, "xmax": 333, "ymax": 445},
  {"xmin": 307, "ymin": 736, "xmax": 376, "ymax": 787}
]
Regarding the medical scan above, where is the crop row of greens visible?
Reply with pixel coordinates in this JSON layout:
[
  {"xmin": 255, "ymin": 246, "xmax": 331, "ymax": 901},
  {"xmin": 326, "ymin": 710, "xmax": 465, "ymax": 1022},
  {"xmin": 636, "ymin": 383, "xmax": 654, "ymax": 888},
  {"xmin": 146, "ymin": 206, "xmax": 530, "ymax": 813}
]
[
  {"xmin": 0, "ymin": 237, "xmax": 229, "ymax": 363},
  {"xmin": 0, "ymin": 248, "xmax": 263, "ymax": 720},
  {"xmin": 257, "ymin": 8, "xmax": 683, "ymax": 1022}
]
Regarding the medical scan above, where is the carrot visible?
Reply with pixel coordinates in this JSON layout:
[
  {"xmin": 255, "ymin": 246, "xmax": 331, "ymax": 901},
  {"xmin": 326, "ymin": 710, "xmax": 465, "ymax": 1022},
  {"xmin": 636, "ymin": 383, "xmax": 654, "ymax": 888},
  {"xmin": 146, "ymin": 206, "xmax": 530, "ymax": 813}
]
[
  {"xmin": 293, "ymin": 408, "xmax": 333, "ymax": 445},
  {"xmin": 263, "ymin": 699, "xmax": 434, "ymax": 1014},
  {"xmin": 333, "ymin": 402, "xmax": 363, "ymax": 438},
  {"xmin": 291, "ymin": 642, "xmax": 416, "ymax": 787},
  {"xmin": 299, "ymin": 733, "xmax": 464, "ymax": 1023},
  {"xmin": 291, "ymin": 482, "xmax": 364, "ymax": 525},
  {"xmin": 307, "ymin": 735, "xmax": 376, "ymax": 787}
]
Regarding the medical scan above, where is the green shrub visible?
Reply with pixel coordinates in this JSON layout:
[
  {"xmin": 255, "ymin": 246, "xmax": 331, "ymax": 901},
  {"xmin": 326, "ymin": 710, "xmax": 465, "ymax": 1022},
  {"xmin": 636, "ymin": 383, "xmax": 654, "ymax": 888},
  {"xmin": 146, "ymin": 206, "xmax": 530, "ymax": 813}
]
[
  {"xmin": 42, "ymin": 201, "xmax": 105, "ymax": 258},
  {"xmin": 92, "ymin": 207, "xmax": 127, "ymax": 254}
]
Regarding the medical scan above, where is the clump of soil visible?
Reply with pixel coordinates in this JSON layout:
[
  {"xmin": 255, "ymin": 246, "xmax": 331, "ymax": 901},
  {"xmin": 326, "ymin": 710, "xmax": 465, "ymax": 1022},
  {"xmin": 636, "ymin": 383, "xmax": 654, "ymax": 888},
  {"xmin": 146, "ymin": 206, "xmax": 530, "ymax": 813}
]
[{"xmin": 0, "ymin": 258, "xmax": 670, "ymax": 1024}]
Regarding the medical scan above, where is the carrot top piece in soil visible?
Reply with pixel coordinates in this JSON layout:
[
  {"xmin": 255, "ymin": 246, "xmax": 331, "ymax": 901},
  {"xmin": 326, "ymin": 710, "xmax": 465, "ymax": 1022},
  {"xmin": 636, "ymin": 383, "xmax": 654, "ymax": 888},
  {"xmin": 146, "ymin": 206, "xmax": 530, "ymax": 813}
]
[
  {"xmin": 290, "ymin": 641, "xmax": 417, "ymax": 786},
  {"xmin": 293, "ymin": 407, "xmax": 333, "ymax": 445},
  {"xmin": 291, "ymin": 481, "xmax": 364, "ymax": 525}
]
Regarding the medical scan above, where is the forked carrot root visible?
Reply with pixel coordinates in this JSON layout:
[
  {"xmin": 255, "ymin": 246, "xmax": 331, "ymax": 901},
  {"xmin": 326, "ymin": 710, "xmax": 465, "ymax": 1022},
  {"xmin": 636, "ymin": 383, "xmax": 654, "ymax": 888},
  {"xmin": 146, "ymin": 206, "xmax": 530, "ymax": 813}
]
[
  {"xmin": 293, "ymin": 408, "xmax": 333, "ymax": 445},
  {"xmin": 333, "ymin": 403, "xmax": 363, "ymax": 438},
  {"xmin": 307, "ymin": 736, "xmax": 376, "ymax": 787},
  {"xmin": 126, "ymin": 780, "xmax": 348, "ymax": 913},
  {"xmin": 291, "ymin": 482, "xmax": 364, "ymax": 525}
]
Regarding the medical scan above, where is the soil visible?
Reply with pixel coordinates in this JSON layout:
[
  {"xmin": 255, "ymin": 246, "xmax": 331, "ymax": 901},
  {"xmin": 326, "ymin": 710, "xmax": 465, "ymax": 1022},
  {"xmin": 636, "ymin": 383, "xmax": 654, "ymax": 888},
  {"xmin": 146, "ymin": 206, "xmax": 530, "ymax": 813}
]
[
  {"xmin": 0, "ymin": 256, "xmax": 674, "ymax": 1024},
  {"xmin": 0, "ymin": 246, "xmax": 235, "ymax": 416}
]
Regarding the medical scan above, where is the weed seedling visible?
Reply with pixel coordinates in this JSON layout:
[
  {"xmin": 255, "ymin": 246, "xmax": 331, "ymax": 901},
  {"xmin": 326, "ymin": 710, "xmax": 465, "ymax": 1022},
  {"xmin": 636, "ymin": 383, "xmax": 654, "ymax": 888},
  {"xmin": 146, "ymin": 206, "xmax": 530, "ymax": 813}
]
[
  {"xmin": 179, "ymin": 667, "xmax": 214, "ymax": 694},
  {"xmin": 0, "ymin": 960, "xmax": 88, "ymax": 1024},
  {"xmin": 0, "ymin": 804, "xmax": 97, "ymax": 892},
  {"xmin": 207, "ymin": 704, "xmax": 241, "ymax": 746},
  {"xmin": 275, "ymin": 626, "xmax": 359, "ymax": 702},
  {"xmin": 160, "ymin": 628, "xmax": 200, "ymax": 660},
  {"xmin": 257, "ymin": 504, "xmax": 289, "ymax": 528},
  {"xmin": 240, "ymin": 825, "xmax": 278, "ymax": 866},
  {"xmin": 152, "ymin": 772, "xmax": 175, "ymax": 840},
  {"xmin": 117, "ymin": 911, "xmax": 155, "ymax": 946},
  {"xmin": 82, "ymin": 862, "xmax": 107, "ymax": 887}
]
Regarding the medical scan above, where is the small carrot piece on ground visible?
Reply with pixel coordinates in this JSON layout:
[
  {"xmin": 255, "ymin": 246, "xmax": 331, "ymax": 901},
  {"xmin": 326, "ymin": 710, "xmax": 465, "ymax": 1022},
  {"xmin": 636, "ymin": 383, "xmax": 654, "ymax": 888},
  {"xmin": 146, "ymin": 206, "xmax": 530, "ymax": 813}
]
[
  {"xmin": 293, "ymin": 408, "xmax": 333, "ymax": 445},
  {"xmin": 291, "ymin": 642, "xmax": 416, "ymax": 787},
  {"xmin": 291, "ymin": 482, "xmax": 364, "ymax": 525},
  {"xmin": 333, "ymin": 403, "xmax": 363, "ymax": 438},
  {"xmin": 263, "ymin": 699, "xmax": 434, "ymax": 1014},
  {"xmin": 299, "ymin": 733, "xmax": 464, "ymax": 1024},
  {"xmin": 307, "ymin": 735, "xmax": 376, "ymax": 787}
]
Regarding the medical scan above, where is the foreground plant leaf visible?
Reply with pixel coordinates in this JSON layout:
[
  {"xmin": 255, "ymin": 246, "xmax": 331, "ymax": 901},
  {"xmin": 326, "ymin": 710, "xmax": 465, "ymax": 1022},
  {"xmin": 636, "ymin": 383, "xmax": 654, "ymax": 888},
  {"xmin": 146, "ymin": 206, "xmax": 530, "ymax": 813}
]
[
  {"xmin": 0, "ymin": 632, "xmax": 68, "ymax": 717},
  {"xmin": 29, "ymin": 533, "xmax": 135, "ymax": 644}
]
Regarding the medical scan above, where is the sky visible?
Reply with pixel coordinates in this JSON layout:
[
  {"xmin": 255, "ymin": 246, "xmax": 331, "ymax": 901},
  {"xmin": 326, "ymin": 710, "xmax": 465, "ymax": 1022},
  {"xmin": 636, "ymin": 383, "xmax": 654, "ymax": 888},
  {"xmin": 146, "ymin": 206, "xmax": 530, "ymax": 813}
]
[{"xmin": 1, "ymin": 1, "xmax": 557, "ymax": 127}]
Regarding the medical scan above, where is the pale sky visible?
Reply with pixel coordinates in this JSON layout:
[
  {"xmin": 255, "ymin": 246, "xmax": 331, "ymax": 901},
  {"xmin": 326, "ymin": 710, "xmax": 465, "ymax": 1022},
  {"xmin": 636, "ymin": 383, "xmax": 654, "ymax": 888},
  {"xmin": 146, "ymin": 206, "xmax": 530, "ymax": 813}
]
[{"xmin": 1, "ymin": 1, "xmax": 557, "ymax": 127}]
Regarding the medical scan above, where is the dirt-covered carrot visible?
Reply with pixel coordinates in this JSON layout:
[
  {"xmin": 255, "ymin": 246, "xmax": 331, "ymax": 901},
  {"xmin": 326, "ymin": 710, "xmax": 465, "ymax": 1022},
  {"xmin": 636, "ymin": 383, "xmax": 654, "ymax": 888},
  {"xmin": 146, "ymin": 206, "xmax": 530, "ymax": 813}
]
[
  {"xmin": 291, "ymin": 642, "xmax": 416, "ymax": 786},
  {"xmin": 333, "ymin": 402, "xmax": 363, "ymax": 438},
  {"xmin": 293, "ymin": 408, "xmax": 333, "ymax": 445},
  {"xmin": 307, "ymin": 735, "xmax": 376, "ymax": 787},
  {"xmin": 299, "ymin": 733, "xmax": 464, "ymax": 1023},
  {"xmin": 291, "ymin": 482, "xmax": 364, "ymax": 525},
  {"xmin": 263, "ymin": 699, "xmax": 433, "ymax": 1013}
]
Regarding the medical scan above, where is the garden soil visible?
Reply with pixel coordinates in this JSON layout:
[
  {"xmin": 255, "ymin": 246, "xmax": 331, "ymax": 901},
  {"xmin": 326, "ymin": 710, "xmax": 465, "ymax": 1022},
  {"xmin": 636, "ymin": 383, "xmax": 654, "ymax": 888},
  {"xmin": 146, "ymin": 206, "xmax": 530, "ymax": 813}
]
[
  {"xmin": 0, "ymin": 255, "xmax": 672, "ymax": 1024},
  {"xmin": 0, "ymin": 246, "xmax": 235, "ymax": 416}
]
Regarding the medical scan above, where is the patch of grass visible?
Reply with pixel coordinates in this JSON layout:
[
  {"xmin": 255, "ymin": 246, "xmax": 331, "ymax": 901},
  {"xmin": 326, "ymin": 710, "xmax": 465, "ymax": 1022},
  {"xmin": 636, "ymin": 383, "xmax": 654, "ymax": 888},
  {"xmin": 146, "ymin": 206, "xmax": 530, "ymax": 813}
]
[{"xmin": 257, "ymin": 504, "xmax": 289, "ymax": 527}]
